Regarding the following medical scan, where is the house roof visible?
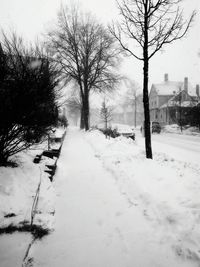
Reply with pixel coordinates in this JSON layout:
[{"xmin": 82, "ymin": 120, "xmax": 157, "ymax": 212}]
[
  {"xmin": 151, "ymin": 81, "xmax": 196, "ymax": 97},
  {"xmin": 152, "ymin": 81, "xmax": 183, "ymax": 96},
  {"xmin": 160, "ymin": 100, "xmax": 196, "ymax": 108},
  {"xmin": 160, "ymin": 91, "xmax": 197, "ymax": 108}
]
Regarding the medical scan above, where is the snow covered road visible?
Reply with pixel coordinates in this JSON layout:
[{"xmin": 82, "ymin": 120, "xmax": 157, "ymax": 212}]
[
  {"xmin": 137, "ymin": 132, "xmax": 200, "ymax": 165},
  {"xmin": 31, "ymin": 128, "xmax": 199, "ymax": 267}
]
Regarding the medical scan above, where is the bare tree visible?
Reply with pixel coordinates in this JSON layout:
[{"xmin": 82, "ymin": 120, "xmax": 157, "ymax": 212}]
[
  {"xmin": 123, "ymin": 79, "xmax": 141, "ymax": 128},
  {"xmin": 110, "ymin": 0, "xmax": 195, "ymax": 158},
  {"xmin": 47, "ymin": 5, "xmax": 121, "ymax": 130},
  {"xmin": 65, "ymin": 89, "xmax": 82, "ymax": 126},
  {"xmin": 100, "ymin": 98, "xmax": 113, "ymax": 132}
]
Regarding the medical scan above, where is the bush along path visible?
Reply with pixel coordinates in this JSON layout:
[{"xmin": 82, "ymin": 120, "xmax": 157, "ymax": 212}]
[{"xmin": 0, "ymin": 128, "xmax": 66, "ymax": 267}]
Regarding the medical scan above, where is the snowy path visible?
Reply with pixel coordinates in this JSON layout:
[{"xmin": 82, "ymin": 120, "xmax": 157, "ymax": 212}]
[{"xmin": 32, "ymin": 128, "xmax": 195, "ymax": 267}]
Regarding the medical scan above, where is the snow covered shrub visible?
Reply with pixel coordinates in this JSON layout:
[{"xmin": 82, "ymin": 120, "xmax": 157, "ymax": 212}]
[
  {"xmin": 0, "ymin": 33, "xmax": 60, "ymax": 165},
  {"xmin": 99, "ymin": 127, "xmax": 119, "ymax": 138}
]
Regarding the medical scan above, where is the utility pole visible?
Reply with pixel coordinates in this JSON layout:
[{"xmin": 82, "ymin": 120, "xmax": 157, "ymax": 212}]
[
  {"xmin": 179, "ymin": 87, "xmax": 183, "ymax": 132},
  {"xmin": 134, "ymin": 91, "xmax": 137, "ymax": 128}
]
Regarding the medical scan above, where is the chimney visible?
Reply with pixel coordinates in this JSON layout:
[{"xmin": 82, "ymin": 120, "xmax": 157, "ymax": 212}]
[
  {"xmin": 164, "ymin": 73, "xmax": 168, "ymax": 82},
  {"xmin": 196, "ymin": 84, "xmax": 200, "ymax": 97},
  {"xmin": 184, "ymin": 77, "xmax": 188, "ymax": 93}
]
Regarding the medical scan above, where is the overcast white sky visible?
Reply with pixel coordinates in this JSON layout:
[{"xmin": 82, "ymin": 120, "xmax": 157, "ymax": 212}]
[{"xmin": 0, "ymin": 0, "xmax": 199, "ymax": 89}]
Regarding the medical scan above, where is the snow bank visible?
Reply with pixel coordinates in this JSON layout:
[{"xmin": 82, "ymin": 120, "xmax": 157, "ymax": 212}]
[
  {"xmin": 0, "ymin": 148, "xmax": 56, "ymax": 231},
  {"xmin": 84, "ymin": 130, "xmax": 200, "ymax": 265},
  {"xmin": 0, "ymin": 127, "xmax": 66, "ymax": 232},
  {"xmin": 163, "ymin": 124, "xmax": 200, "ymax": 136},
  {"xmin": 50, "ymin": 127, "xmax": 66, "ymax": 139}
]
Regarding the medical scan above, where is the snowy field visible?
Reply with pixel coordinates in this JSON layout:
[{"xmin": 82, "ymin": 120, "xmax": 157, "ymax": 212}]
[{"xmin": 0, "ymin": 126, "xmax": 200, "ymax": 266}]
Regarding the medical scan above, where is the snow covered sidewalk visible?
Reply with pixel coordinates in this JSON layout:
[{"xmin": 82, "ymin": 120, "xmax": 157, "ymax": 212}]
[{"xmin": 32, "ymin": 128, "xmax": 199, "ymax": 267}]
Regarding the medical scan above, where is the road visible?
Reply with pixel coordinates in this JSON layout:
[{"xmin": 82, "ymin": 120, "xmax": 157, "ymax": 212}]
[{"xmin": 137, "ymin": 131, "xmax": 200, "ymax": 165}]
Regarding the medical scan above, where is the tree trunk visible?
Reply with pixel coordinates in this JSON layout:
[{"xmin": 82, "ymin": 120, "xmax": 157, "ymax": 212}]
[
  {"xmin": 105, "ymin": 119, "xmax": 107, "ymax": 130},
  {"xmin": 80, "ymin": 106, "xmax": 85, "ymax": 129},
  {"xmin": 143, "ymin": 6, "xmax": 153, "ymax": 159},
  {"xmin": 83, "ymin": 93, "xmax": 89, "ymax": 131},
  {"xmin": 134, "ymin": 96, "xmax": 137, "ymax": 128},
  {"xmin": 143, "ymin": 59, "xmax": 152, "ymax": 159}
]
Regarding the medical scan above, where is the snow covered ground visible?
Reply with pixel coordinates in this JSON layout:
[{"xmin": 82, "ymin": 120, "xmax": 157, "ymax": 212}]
[
  {"xmin": 0, "ymin": 149, "xmax": 56, "ymax": 266},
  {"xmin": 152, "ymin": 132, "xmax": 200, "ymax": 165},
  {"xmin": 24, "ymin": 127, "xmax": 200, "ymax": 267},
  {"xmin": 84, "ymin": 130, "xmax": 200, "ymax": 266},
  {"xmin": 0, "ymin": 149, "xmax": 55, "ymax": 230},
  {"xmin": 0, "ymin": 128, "xmax": 65, "ymax": 266},
  {"xmin": 162, "ymin": 124, "xmax": 200, "ymax": 136},
  {"xmin": 136, "ymin": 128, "xmax": 200, "ymax": 165},
  {"xmin": 0, "ymin": 126, "xmax": 200, "ymax": 266}
]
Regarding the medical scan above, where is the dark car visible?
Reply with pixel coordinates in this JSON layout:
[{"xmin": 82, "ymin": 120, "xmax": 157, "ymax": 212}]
[{"xmin": 152, "ymin": 121, "xmax": 161, "ymax": 133}]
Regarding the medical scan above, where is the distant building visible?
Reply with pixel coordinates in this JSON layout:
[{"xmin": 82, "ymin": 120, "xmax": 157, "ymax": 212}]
[
  {"xmin": 149, "ymin": 74, "xmax": 200, "ymax": 125},
  {"xmin": 89, "ymin": 94, "xmax": 144, "ymax": 128},
  {"xmin": 112, "ymin": 94, "xmax": 144, "ymax": 127}
]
